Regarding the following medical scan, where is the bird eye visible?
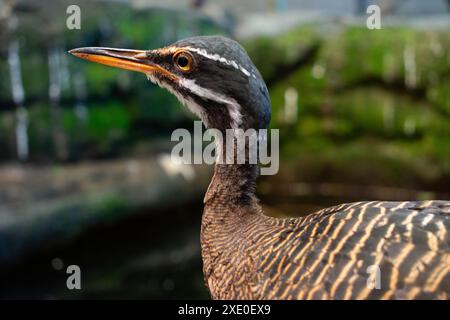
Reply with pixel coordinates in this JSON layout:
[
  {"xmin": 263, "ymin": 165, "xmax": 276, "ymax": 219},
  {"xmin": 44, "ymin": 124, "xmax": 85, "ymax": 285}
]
[{"xmin": 174, "ymin": 51, "xmax": 193, "ymax": 72}]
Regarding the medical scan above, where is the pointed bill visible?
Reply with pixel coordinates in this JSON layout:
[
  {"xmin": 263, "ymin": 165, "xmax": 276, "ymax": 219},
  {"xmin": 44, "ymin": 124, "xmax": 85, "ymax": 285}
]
[{"xmin": 69, "ymin": 47, "xmax": 177, "ymax": 80}]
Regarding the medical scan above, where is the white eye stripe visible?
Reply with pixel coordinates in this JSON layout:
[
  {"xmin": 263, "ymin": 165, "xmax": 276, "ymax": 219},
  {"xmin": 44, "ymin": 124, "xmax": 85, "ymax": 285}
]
[
  {"xmin": 155, "ymin": 46, "xmax": 257, "ymax": 78},
  {"xmin": 182, "ymin": 47, "xmax": 255, "ymax": 78}
]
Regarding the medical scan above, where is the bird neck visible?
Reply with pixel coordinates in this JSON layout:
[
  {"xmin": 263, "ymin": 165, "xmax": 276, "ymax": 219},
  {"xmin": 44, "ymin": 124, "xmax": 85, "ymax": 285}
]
[
  {"xmin": 204, "ymin": 163, "xmax": 259, "ymax": 208},
  {"xmin": 200, "ymin": 120, "xmax": 270, "ymax": 295},
  {"xmin": 203, "ymin": 131, "xmax": 262, "ymax": 214},
  {"xmin": 201, "ymin": 144, "xmax": 264, "ymax": 293}
]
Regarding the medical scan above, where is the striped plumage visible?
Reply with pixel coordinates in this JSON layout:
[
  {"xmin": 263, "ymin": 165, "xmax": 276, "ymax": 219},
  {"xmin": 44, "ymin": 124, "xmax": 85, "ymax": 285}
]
[
  {"xmin": 202, "ymin": 165, "xmax": 450, "ymax": 299},
  {"xmin": 70, "ymin": 36, "xmax": 450, "ymax": 300}
]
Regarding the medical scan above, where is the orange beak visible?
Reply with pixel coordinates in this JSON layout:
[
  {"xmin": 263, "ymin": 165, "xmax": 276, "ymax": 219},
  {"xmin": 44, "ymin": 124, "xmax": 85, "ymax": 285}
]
[{"xmin": 69, "ymin": 47, "xmax": 177, "ymax": 80}]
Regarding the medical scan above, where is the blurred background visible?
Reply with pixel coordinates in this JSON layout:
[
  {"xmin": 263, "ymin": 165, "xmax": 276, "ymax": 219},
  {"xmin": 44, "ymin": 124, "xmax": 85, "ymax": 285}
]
[{"xmin": 0, "ymin": 0, "xmax": 449, "ymax": 299}]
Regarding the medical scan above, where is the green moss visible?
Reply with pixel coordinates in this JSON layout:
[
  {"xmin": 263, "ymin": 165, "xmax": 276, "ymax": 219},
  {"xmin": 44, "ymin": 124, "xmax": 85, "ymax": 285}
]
[
  {"xmin": 427, "ymin": 77, "xmax": 450, "ymax": 114},
  {"xmin": 244, "ymin": 25, "xmax": 319, "ymax": 80},
  {"xmin": 244, "ymin": 25, "xmax": 450, "ymax": 189}
]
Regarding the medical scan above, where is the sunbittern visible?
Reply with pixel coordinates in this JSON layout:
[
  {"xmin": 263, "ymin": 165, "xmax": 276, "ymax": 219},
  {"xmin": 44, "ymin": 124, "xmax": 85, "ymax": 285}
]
[{"xmin": 70, "ymin": 36, "xmax": 450, "ymax": 300}]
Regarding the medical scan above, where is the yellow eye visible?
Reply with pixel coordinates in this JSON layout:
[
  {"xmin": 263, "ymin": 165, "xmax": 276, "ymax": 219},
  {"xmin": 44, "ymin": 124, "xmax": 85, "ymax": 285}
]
[{"xmin": 174, "ymin": 51, "xmax": 194, "ymax": 72}]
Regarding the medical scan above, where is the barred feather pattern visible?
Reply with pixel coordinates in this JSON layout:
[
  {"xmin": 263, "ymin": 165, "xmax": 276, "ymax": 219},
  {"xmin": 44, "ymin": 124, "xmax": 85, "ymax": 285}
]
[{"xmin": 201, "ymin": 166, "xmax": 450, "ymax": 300}]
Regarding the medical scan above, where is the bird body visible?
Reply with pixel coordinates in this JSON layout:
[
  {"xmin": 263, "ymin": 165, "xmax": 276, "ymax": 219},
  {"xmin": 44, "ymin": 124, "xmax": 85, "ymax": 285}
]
[
  {"xmin": 70, "ymin": 36, "xmax": 450, "ymax": 300},
  {"xmin": 202, "ymin": 163, "xmax": 450, "ymax": 299},
  {"xmin": 203, "ymin": 187, "xmax": 450, "ymax": 299}
]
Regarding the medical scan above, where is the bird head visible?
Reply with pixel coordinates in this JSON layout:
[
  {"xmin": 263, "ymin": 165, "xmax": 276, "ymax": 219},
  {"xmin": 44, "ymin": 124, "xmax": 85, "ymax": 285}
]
[{"xmin": 70, "ymin": 36, "xmax": 271, "ymax": 132}]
